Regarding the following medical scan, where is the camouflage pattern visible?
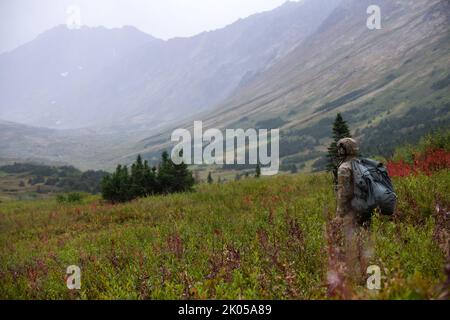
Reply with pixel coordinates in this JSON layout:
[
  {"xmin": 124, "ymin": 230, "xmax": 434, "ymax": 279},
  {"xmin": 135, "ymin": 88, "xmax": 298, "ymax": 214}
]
[
  {"xmin": 336, "ymin": 138, "xmax": 359, "ymax": 222},
  {"xmin": 335, "ymin": 138, "xmax": 373, "ymax": 282}
]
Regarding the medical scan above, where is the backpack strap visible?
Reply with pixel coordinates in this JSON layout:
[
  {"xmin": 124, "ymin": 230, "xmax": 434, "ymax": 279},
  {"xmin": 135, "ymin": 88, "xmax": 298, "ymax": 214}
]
[{"xmin": 351, "ymin": 159, "xmax": 368, "ymax": 194}]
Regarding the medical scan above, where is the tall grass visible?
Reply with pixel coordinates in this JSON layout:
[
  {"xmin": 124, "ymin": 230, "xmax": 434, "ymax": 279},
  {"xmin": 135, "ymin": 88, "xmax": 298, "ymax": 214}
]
[{"xmin": 0, "ymin": 171, "xmax": 449, "ymax": 299}]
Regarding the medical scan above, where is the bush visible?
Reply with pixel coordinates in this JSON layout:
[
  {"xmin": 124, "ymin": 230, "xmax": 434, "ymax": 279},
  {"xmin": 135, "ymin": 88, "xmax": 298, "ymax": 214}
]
[
  {"xmin": 56, "ymin": 194, "xmax": 66, "ymax": 203},
  {"xmin": 56, "ymin": 192, "xmax": 84, "ymax": 203},
  {"xmin": 2, "ymin": 170, "xmax": 448, "ymax": 299},
  {"xmin": 388, "ymin": 130, "xmax": 450, "ymax": 177},
  {"xmin": 67, "ymin": 192, "xmax": 83, "ymax": 203}
]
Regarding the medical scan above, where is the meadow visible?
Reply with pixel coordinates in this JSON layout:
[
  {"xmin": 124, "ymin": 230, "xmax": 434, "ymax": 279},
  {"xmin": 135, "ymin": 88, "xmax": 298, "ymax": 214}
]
[{"xmin": 0, "ymin": 169, "xmax": 449, "ymax": 299}]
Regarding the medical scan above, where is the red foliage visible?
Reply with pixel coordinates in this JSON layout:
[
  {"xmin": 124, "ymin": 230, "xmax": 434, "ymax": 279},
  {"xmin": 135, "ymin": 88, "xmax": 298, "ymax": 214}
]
[
  {"xmin": 243, "ymin": 195, "xmax": 253, "ymax": 205},
  {"xmin": 387, "ymin": 148, "xmax": 450, "ymax": 177}
]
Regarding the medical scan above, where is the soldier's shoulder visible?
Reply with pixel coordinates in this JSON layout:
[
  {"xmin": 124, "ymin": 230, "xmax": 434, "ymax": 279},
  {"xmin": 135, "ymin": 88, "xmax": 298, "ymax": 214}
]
[{"xmin": 338, "ymin": 161, "xmax": 352, "ymax": 172}]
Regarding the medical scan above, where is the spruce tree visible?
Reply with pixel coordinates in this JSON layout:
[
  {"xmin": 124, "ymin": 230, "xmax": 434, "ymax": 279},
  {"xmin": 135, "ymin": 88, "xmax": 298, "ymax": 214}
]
[
  {"xmin": 290, "ymin": 164, "xmax": 298, "ymax": 174},
  {"xmin": 102, "ymin": 164, "xmax": 133, "ymax": 203},
  {"xmin": 131, "ymin": 155, "xmax": 146, "ymax": 197},
  {"xmin": 117, "ymin": 165, "xmax": 133, "ymax": 202},
  {"xmin": 326, "ymin": 113, "xmax": 351, "ymax": 186},
  {"xmin": 143, "ymin": 159, "xmax": 156, "ymax": 195},
  {"xmin": 102, "ymin": 151, "xmax": 194, "ymax": 202},
  {"xmin": 171, "ymin": 152, "xmax": 194, "ymax": 192},
  {"xmin": 158, "ymin": 151, "xmax": 173, "ymax": 193},
  {"xmin": 255, "ymin": 163, "xmax": 261, "ymax": 178},
  {"xmin": 157, "ymin": 150, "xmax": 194, "ymax": 193},
  {"xmin": 207, "ymin": 172, "xmax": 213, "ymax": 184},
  {"xmin": 101, "ymin": 175, "xmax": 113, "ymax": 201}
]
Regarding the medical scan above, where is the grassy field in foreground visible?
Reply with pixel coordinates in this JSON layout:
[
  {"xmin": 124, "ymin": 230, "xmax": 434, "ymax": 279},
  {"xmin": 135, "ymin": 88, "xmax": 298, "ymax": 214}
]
[{"xmin": 0, "ymin": 171, "xmax": 449, "ymax": 299}]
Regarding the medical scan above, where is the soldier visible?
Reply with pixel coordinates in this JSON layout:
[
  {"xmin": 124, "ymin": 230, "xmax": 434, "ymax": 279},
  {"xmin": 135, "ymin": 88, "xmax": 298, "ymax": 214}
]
[
  {"xmin": 335, "ymin": 137, "xmax": 372, "ymax": 282},
  {"xmin": 336, "ymin": 137, "xmax": 369, "ymax": 226}
]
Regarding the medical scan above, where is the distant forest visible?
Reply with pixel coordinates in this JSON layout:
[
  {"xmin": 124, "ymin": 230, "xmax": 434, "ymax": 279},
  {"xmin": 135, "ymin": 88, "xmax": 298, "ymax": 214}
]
[{"xmin": 0, "ymin": 163, "xmax": 108, "ymax": 194}]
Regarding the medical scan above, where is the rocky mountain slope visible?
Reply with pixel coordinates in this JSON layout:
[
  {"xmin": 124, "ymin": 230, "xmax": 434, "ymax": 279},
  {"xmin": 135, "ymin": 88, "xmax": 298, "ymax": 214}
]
[
  {"xmin": 135, "ymin": 0, "xmax": 450, "ymax": 172},
  {"xmin": 0, "ymin": 0, "xmax": 340, "ymax": 129},
  {"xmin": 1, "ymin": 0, "xmax": 449, "ymax": 171}
]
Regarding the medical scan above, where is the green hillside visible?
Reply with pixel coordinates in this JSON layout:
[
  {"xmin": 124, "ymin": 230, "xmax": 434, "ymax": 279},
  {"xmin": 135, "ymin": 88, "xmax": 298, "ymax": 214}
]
[
  {"xmin": 0, "ymin": 163, "xmax": 108, "ymax": 201},
  {"xmin": 1, "ymin": 1, "xmax": 448, "ymax": 173},
  {"xmin": 1, "ymin": 169, "xmax": 449, "ymax": 299},
  {"xmin": 135, "ymin": 0, "xmax": 450, "ymax": 174}
]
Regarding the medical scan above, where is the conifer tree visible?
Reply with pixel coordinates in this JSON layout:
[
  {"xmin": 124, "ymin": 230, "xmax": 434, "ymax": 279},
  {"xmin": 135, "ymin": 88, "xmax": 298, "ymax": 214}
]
[
  {"xmin": 255, "ymin": 163, "xmax": 261, "ymax": 178},
  {"xmin": 157, "ymin": 151, "xmax": 173, "ymax": 193},
  {"xmin": 290, "ymin": 164, "xmax": 298, "ymax": 174},
  {"xmin": 326, "ymin": 113, "xmax": 351, "ymax": 186},
  {"xmin": 171, "ymin": 152, "xmax": 194, "ymax": 192},
  {"xmin": 207, "ymin": 172, "xmax": 213, "ymax": 184},
  {"xmin": 131, "ymin": 155, "xmax": 146, "ymax": 197},
  {"xmin": 102, "ymin": 164, "xmax": 133, "ymax": 203},
  {"xmin": 143, "ymin": 160, "xmax": 156, "ymax": 195},
  {"xmin": 102, "ymin": 151, "xmax": 194, "ymax": 202}
]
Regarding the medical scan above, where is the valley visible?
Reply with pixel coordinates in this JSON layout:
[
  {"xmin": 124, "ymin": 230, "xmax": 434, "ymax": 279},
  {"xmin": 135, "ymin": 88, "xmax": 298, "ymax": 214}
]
[{"xmin": 0, "ymin": 0, "xmax": 449, "ymax": 175}]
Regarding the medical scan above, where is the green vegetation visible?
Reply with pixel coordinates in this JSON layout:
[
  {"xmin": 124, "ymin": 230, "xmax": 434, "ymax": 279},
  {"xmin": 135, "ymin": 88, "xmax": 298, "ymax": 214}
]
[
  {"xmin": 317, "ymin": 74, "xmax": 399, "ymax": 114},
  {"xmin": 1, "ymin": 130, "xmax": 449, "ymax": 300},
  {"xmin": 431, "ymin": 74, "xmax": 450, "ymax": 91},
  {"xmin": 56, "ymin": 192, "xmax": 85, "ymax": 204},
  {"xmin": 255, "ymin": 164, "xmax": 261, "ymax": 178},
  {"xmin": 0, "ymin": 163, "xmax": 109, "ymax": 201},
  {"xmin": 255, "ymin": 117, "xmax": 287, "ymax": 129},
  {"xmin": 0, "ymin": 168, "xmax": 448, "ymax": 299},
  {"xmin": 207, "ymin": 172, "xmax": 213, "ymax": 184},
  {"xmin": 317, "ymin": 89, "xmax": 366, "ymax": 113},
  {"xmin": 392, "ymin": 129, "xmax": 450, "ymax": 164},
  {"xmin": 326, "ymin": 113, "xmax": 351, "ymax": 185},
  {"xmin": 101, "ymin": 153, "xmax": 194, "ymax": 203},
  {"xmin": 359, "ymin": 104, "xmax": 450, "ymax": 158}
]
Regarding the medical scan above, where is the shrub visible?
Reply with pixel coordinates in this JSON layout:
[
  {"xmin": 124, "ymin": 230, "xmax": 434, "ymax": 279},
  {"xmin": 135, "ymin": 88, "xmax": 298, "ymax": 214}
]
[
  {"xmin": 388, "ymin": 149, "xmax": 450, "ymax": 177},
  {"xmin": 67, "ymin": 192, "xmax": 84, "ymax": 203},
  {"xmin": 56, "ymin": 192, "xmax": 84, "ymax": 203},
  {"xmin": 388, "ymin": 130, "xmax": 450, "ymax": 177},
  {"xmin": 56, "ymin": 194, "xmax": 66, "ymax": 203}
]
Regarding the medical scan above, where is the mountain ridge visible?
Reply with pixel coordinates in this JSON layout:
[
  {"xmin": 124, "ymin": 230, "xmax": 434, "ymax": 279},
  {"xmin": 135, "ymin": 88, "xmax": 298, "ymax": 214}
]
[
  {"xmin": 1, "ymin": 0, "xmax": 449, "ymax": 172},
  {"xmin": 0, "ymin": 0, "xmax": 340, "ymax": 129},
  {"xmin": 131, "ymin": 0, "xmax": 450, "ymax": 172}
]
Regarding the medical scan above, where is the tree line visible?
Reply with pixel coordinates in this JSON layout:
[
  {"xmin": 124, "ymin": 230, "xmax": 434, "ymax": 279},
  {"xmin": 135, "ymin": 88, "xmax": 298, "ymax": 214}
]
[
  {"xmin": 101, "ymin": 152, "xmax": 194, "ymax": 203},
  {"xmin": 0, "ymin": 163, "xmax": 108, "ymax": 194},
  {"xmin": 101, "ymin": 113, "xmax": 352, "ymax": 203}
]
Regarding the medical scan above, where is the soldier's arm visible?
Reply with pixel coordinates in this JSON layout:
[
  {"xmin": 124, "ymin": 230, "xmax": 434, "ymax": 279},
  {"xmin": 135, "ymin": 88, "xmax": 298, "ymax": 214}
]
[{"xmin": 336, "ymin": 166, "xmax": 353, "ymax": 218}]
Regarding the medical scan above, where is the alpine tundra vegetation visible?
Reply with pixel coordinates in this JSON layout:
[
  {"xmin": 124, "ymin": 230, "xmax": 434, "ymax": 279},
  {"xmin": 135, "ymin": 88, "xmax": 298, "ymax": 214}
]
[{"xmin": 1, "ymin": 132, "xmax": 449, "ymax": 299}]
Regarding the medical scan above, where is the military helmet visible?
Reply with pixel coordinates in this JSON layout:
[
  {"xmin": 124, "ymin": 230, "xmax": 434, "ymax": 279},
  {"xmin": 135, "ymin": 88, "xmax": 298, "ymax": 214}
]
[{"xmin": 337, "ymin": 138, "xmax": 359, "ymax": 157}]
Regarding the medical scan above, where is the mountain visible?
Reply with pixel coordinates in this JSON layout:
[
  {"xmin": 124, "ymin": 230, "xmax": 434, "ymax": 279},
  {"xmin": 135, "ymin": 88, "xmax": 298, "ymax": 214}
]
[
  {"xmin": 1, "ymin": 0, "xmax": 449, "ymax": 172},
  {"xmin": 0, "ymin": 25, "xmax": 160, "ymax": 129},
  {"xmin": 134, "ymin": 0, "xmax": 450, "ymax": 171},
  {"xmin": 0, "ymin": 119, "xmax": 152, "ymax": 170},
  {"xmin": 0, "ymin": 0, "xmax": 340, "ymax": 129}
]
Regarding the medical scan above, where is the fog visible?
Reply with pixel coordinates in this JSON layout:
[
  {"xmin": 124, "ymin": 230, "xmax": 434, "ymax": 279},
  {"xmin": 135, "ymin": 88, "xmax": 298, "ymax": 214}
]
[{"xmin": 0, "ymin": 0, "xmax": 301, "ymax": 53}]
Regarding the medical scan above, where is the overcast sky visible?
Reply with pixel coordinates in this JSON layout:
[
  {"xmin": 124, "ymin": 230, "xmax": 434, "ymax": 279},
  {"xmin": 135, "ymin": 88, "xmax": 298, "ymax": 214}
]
[{"xmin": 0, "ymin": 0, "xmax": 301, "ymax": 54}]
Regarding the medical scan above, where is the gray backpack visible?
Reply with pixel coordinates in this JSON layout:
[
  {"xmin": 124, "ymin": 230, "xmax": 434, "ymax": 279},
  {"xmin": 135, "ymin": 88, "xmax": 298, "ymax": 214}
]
[{"xmin": 351, "ymin": 158, "xmax": 397, "ymax": 219}]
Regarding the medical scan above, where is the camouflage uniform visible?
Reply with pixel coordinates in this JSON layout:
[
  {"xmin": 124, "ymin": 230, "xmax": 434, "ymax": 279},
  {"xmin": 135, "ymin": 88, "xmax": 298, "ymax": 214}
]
[
  {"xmin": 335, "ymin": 138, "xmax": 373, "ymax": 283},
  {"xmin": 336, "ymin": 138, "xmax": 359, "ymax": 223}
]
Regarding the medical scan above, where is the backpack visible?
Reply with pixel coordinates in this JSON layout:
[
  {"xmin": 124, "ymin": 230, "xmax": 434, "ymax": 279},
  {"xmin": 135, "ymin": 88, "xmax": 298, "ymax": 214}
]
[{"xmin": 350, "ymin": 158, "xmax": 397, "ymax": 218}]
